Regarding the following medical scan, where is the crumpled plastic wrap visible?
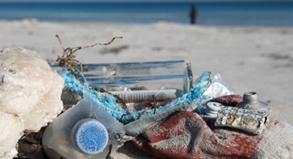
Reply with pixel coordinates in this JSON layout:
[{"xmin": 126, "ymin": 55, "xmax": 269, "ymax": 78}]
[{"xmin": 202, "ymin": 73, "xmax": 234, "ymax": 101}]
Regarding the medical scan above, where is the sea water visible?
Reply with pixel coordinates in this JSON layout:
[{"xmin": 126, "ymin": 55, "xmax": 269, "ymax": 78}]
[{"xmin": 0, "ymin": 1, "xmax": 292, "ymax": 26}]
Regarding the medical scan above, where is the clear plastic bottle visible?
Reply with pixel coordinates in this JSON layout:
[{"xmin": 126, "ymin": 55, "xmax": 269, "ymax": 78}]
[{"xmin": 42, "ymin": 90, "xmax": 126, "ymax": 159}]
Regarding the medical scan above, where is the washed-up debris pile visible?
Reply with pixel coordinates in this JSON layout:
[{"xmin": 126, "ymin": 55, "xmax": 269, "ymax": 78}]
[{"xmin": 1, "ymin": 42, "xmax": 292, "ymax": 159}]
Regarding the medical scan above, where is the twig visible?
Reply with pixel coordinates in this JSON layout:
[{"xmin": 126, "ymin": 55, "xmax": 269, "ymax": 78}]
[{"xmin": 55, "ymin": 35, "xmax": 122, "ymax": 74}]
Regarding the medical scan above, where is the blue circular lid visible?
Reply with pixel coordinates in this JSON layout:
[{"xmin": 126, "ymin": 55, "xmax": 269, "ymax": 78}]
[{"xmin": 71, "ymin": 118, "xmax": 109, "ymax": 154}]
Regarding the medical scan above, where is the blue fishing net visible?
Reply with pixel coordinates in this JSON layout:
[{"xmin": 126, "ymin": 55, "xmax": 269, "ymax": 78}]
[{"xmin": 61, "ymin": 69, "xmax": 211, "ymax": 124}]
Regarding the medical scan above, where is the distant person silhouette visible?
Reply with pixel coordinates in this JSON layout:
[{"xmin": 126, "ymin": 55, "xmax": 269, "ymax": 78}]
[{"xmin": 190, "ymin": 4, "xmax": 197, "ymax": 24}]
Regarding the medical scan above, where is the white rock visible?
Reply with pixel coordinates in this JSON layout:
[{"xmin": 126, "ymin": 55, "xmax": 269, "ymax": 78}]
[
  {"xmin": 1, "ymin": 148, "xmax": 18, "ymax": 159},
  {"xmin": 0, "ymin": 111, "xmax": 22, "ymax": 158},
  {"xmin": 0, "ymin": 46, "xmax": 64, "ymax": 158}
]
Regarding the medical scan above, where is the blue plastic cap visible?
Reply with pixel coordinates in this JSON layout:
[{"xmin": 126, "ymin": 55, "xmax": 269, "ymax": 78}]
[{"xmin": 71, "ymin": 118, "xmax": 109, "ymax": 155}]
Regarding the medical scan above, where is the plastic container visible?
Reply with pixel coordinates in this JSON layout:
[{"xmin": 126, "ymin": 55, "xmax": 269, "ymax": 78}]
[
  {"xmin": 236, "ymin": 92, "xmax": 270, "ymax": 113},
  {"xmin": 205, "ymin": 102, "xmax": 223, "ymax": 118},
  {"xmin": 51, "ymin": 60, "xmax": 193, "ymax": 111},
  {"xmin": 51, "ymin": 60, "xmax": 193, "ymax": 97},
  {"xmin": 42, "ymin": 92, "xmax": 126, "ymax": 159}
]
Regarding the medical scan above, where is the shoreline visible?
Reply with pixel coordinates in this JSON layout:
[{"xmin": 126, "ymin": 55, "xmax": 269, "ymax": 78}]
[{"xmin": 4, "ymin": 18, "xmax": 293, "ymax": 27}]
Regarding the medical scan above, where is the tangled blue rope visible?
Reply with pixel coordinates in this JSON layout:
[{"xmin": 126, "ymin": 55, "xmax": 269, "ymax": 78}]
[{"xmin": 61, "ymin": 69, "xmax": 211, "ymax": 123}]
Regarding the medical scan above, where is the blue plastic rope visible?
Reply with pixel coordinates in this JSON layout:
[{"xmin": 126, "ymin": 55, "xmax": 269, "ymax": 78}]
[{"xmin": 61, "ymin": 69, "xmax": 211, "ymax": 123}]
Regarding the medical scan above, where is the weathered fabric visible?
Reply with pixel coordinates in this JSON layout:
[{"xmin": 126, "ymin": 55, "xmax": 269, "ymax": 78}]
[{"xmin": 132, "ymin": 110, "xmax": 279, "ymax": 159}]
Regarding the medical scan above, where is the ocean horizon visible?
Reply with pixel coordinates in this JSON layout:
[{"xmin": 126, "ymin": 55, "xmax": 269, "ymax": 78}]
[{"xmin": 0, "ymin": 1, "xmax": 293, "ymax": 26}]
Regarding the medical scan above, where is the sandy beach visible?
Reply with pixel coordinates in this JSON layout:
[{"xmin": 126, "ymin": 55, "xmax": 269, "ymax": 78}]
[{"xmin": 1, "ymin": 19, "xmax": 293, "ymax": 158}]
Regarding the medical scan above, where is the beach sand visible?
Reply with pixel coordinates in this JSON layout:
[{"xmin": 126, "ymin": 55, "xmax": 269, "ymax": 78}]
[{"xmin": 1, "ymin": 19, "xmax": 293, "ymax": 158}]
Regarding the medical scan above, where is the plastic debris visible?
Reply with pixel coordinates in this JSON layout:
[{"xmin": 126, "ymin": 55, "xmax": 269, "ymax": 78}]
[
  {"xmin": 205, "ymin": 102, "xmax": 223, "ymax": 118},
  {"xmin": 236, "ymin": 91, "xmax": 271, "ymax": 113},
  {"xmin": 215, "ymin": 106, "xmax": 270, "ymax": 135},
  {"xmin": 70, "ymin": 118, "xmax": 109, "ymax": 155},
  {"xmin": 201, "ymin": 73, "xmax": 235, "ymax": 103},
  {"xmin": 42, "ymin": 87, "xmax": 128, "ymax": 159},
  {"xmin": 51, "ymin": 59, "xmax": 287, "ymax": 158},
  {"xmin": 61, "ymin": 69, "xmax": 212, "ymax": 123}
]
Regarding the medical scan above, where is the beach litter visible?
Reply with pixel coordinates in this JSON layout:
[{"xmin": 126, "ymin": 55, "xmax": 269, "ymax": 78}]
[
  {"xmin": 1, "ymin": 37, "xmax": 293, "ymax": 159},
  {"xmin": 42, "ymin": 86, "xmax": 130, "ymax": 159}
]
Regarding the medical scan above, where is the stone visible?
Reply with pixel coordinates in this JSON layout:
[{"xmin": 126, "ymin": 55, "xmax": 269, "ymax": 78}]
[
  {"xmin": 0, "ymin": 47, "xmax": 64, "ymax": 159},
  {"xmin": 0, "ymin": 111, "xmax": 22, "ymax": 158}
]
